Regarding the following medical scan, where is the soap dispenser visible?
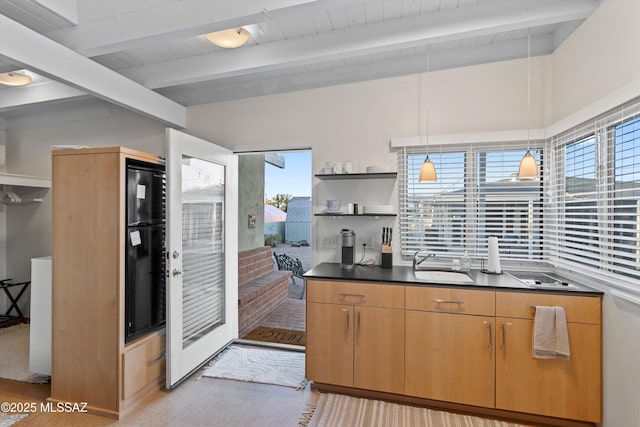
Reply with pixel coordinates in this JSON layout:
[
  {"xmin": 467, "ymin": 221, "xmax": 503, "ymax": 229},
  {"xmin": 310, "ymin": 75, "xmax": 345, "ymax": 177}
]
[{"xmin": 459, "ymin": 251, "xmax": 471, "ymax": 272}]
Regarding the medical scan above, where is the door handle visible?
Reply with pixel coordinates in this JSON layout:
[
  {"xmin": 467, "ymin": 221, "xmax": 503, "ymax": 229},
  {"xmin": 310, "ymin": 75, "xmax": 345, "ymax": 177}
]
[
  {"xmin": 172, "ymin": 269, "xmax": 182, "ymax": 276},
  {"xmin": 356, "ymin": 310, "xmax": 361, "ymax": 341}
]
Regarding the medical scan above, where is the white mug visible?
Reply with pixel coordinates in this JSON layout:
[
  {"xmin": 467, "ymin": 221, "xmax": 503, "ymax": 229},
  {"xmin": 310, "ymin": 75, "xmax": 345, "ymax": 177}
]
[
  {"xmin": 333, "ymin": 162, "xmax": 343, "ymax": 174},
  {"xmin": 343, "ymin": 161, "xmax": 353, "ymax": 174}
]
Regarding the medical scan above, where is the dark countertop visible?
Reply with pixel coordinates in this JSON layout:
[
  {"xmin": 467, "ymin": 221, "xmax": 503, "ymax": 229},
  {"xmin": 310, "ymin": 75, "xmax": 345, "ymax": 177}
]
[{"xmin": 303, "ymin": 263, "xmax": 603, "ymax": 295}]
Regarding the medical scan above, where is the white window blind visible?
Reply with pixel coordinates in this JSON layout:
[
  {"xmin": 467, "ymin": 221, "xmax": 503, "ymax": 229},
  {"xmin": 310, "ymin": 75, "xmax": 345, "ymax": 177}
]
[
  {"xmin": 398, "ymin": 148, "xmax": 466, "ymax": 256},
  {"xmin": 397, "ymin": 145, "xmax": 543, "ymax": 261},
  {"xmin": 547, "ymin": 98, "xmax": 640, "ymax": 285}
]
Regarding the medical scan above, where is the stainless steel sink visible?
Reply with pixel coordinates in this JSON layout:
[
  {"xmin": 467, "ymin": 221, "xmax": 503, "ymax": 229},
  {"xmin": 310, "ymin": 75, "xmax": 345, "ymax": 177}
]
[{"xmin": 414, "ymin": 270, "xmax": 474, "ymax": 284}]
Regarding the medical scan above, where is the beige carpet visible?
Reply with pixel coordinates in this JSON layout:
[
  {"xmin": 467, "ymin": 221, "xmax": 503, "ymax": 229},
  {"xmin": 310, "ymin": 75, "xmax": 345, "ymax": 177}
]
[
  {"xmin": 0, "ymin": 413, "xmax": 28, "ymax": 427},
  {"xmin": 0, "ymin": 324, "xmax": 49, "ymax": 383},
  {"xmin": 303, "ymin": 393, "xmax": 530, "ymax": 427},
  {"xmin": 201, "ymin": 345, "xmax": 306, "ymax": 389}
]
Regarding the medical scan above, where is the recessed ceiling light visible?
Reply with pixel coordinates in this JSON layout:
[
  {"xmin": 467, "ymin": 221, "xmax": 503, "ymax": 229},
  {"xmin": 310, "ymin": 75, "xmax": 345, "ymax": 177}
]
[
  {"xmin": 0, "ymin": 71, "xmax": 32, "ymax": 86},
  {"xmin": 205, "ymin": 28, "xmax": 251, "ymax": 49}
]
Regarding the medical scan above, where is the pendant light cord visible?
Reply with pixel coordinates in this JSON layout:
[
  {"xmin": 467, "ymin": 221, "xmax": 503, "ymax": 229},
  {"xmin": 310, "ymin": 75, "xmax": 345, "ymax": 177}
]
[
  {"xmin": 426, "ymin": 45, "xmax": 430, "ymax": 157},
  {"xmin": 527, "ymin": 28, "xmax": 531, "ymax": 152}
]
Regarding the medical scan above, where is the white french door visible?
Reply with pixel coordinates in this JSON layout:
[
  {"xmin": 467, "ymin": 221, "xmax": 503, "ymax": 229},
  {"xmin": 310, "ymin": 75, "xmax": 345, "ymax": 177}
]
[{"xmin": 166, "ymin": 128, "xmax": 238, "ymax": 388}]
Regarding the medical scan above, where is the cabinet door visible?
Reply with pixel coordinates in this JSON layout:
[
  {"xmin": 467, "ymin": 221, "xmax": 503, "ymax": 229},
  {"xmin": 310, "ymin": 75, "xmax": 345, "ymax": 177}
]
[
  {"xmin": 495, "ymin": 317, "xmax": 602, "ymax": 422},
  {"xmin": 354, "ymin": 306, "xmax": 404, "ymax": 394},
  {"xmin": 306, "ymin": 302, "xmax": 354, "ymax": 387},
  {"xmin": 405, "ymin": 311, "xmax": 495, "ymax": 407}
]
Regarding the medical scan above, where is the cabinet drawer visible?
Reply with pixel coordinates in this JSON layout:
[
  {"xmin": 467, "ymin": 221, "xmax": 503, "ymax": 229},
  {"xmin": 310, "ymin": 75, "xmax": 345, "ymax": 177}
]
[
  {"xmin": 122, "ymin": 331, "xmax": 166, "ymax": 400},
  {"xmin": 496, "ymin": 292, "xmax": 601, "ymax": 324},
  {"xmin": 405, "ymin": 286, "xmax": 495, "ymax": 316},
  {"xmin": 306, "ymin": 280, "xmax": 404, "ymax": 309}
]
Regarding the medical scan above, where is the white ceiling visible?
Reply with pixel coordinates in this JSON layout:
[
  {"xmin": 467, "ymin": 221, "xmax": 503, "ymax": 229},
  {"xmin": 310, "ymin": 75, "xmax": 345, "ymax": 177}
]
[{"xmin": 0, "ymin": 0, "xmax": 600, "ymax": 130}]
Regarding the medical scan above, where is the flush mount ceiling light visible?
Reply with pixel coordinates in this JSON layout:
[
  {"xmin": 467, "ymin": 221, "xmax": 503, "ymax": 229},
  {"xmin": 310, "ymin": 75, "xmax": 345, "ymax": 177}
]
[
  {"xmin": 0, "ymin": 71, "xmax": 32, "ymax": 86},
  {"xmin": 518, "ymin": 29, "xmax": 539, "ymax": 180},
  {"xmin": 204, "ymin": 27, "xmax": 251, "ymax": 48},
  {"xmin": 419, "ymin": 46, "xmax": 436, "ymax": 183}
]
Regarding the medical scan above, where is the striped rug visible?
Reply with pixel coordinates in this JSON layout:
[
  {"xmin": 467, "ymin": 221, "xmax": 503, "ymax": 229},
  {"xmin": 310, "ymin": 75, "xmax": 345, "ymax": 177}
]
[{"xmin": 303, "ymin": 393, "xmax": 530, "ymax": 427}]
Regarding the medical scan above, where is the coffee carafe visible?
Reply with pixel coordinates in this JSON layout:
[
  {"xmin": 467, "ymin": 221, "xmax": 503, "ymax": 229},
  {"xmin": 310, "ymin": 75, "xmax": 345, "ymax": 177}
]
[{"xmin": 341, "ymin": 228, "xmax": 356, "ymax": 270}]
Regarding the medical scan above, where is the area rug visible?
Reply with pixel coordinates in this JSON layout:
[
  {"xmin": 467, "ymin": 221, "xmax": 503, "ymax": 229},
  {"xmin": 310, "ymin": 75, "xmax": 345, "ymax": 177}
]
[
  {"xmin": 302, "ymin": 393, "xmax": 529, "ymax": 427},
  {"xmin": 0, "ymin": 324, "xmax": 49, "ymax": 384},
  {"xmin": 243, "ymin": 326, "xmax": 306, "ymax": 346},
  {"xmin": 201, "ymin": 345, "xmax": 306, "ymax": 389},
  {"xmin": 0, "ymin": 412, "xmax": 28, "ymax": 427}
]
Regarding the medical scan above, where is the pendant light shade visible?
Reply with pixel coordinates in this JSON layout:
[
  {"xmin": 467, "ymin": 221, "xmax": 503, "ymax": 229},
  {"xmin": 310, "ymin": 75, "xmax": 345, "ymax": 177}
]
[
  {"xmin": 518, "ymin": 150, "xmax": 538, "ymax": 180},
  {"xmin": 419, "ymin": 156, "xmax": 437, "ymax": 182},
  {"xmin": 205, "ymin": 28, "xmax": 250, "ymax": 48}
]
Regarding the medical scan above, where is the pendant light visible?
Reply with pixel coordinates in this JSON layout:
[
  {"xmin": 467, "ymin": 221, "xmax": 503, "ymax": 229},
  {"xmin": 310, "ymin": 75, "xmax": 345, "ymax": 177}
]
[
  {"xmin": 518, "ymin": 29, "xmax": 539, "ymax": 180},
  {"xmin": 419, "ymin": 46, "xmax": 436, "ymax": 182}
]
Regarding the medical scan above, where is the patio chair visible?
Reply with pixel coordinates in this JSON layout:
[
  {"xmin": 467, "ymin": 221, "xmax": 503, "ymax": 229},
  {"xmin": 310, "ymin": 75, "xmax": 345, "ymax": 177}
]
[{"xmin": 273, "ymin": 252, "xmax": 305, "ymax": 285}]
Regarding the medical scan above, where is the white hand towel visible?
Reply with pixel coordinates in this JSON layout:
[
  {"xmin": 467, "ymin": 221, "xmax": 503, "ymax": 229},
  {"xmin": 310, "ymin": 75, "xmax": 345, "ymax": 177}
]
[{"xmin": 532, "ymin": 306, "xmax": 571, "ymax": 360}]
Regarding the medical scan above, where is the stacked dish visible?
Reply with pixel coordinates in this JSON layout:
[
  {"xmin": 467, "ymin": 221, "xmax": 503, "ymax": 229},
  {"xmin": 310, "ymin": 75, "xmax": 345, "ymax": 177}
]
[
  {"xmin": 325, "ymin": 200, "xmax": 341, "ymax": 213},
  {"xmin": 366, "ymin": 165, "xmax": 390, "ymax": 173},
  {"xmin": 362, "ymin": 205, "xmax": 393, "ymax": 214}
]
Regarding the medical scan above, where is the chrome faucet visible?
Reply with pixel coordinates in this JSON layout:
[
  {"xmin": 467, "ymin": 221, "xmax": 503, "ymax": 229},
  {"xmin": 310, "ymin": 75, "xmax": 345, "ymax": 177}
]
[{"xmin": 413, "ymin": 250, "xmax": 436, "ymax": 270}]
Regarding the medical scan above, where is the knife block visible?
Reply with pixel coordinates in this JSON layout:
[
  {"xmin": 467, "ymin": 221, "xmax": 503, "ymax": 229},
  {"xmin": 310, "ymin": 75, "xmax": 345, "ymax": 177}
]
[{"xmin": 381, "ymin": 244, "xmax": 392, "ymax": 269}]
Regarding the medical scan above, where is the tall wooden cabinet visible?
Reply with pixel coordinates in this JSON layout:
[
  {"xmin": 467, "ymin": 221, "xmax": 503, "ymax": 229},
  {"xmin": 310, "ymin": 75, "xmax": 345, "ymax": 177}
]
[
  {"xmin": 306, "ymin": 280, "xmax": 405, "ymax": 394},
  {"xmin": 51, "ymin": 147, "xmax": 166, "ymax": 418}
]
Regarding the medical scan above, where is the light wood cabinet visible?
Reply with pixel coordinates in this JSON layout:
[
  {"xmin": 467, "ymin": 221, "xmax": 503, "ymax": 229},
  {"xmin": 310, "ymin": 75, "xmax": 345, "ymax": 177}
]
[
  {"xmin": 50, "ymin": 147, "xmax": 166, "ymax": 418},
  {"xmin": 405, "ymin": 286, "xmax": 495, "ymax": 407},
  {"xmin": 306, "ymin": 280, "xmax": 404, "ymax": 394},
  {"xmin": 306, "ymin": 278, "xmax": 602, "ymax": 424},
  {"xmin": 495, "ymin": 292, "xmax": 602, "ymax": 422}
]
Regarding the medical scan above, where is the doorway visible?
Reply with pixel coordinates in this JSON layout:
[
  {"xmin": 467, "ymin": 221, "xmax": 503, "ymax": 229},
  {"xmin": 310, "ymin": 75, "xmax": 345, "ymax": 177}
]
[{"xmin": 236, "ymin": 150, "xmax": 311, "ymax": 347}]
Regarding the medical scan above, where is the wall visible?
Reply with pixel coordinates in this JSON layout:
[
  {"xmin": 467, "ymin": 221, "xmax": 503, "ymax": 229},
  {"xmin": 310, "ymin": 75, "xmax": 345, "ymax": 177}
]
[
  {"xmin": 187, "ymin": 56, "xmax": 547, "ymax": 266},
  {"xmin": 551, "ymin": 0, "xmax": 640, "ymax": 126},
  {"xmin": 238, "ymin": 154, "xmax": 265, "ymax": 252},
  {"xmin": 551, "ymin": 1, "xmax": 640, "ymax": 426}
]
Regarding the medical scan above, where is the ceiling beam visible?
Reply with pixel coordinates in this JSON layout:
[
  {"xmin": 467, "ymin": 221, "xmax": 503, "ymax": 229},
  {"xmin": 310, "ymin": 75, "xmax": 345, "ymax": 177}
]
[
  {"xmin": 0, "ymin": 81, "xmax": 86, "ymax": 112},
  {"xmin": 32, "ymin": 0, "xmax": 77, "ymax": 25},
  {"xmin": 119, "ymin": 0, "xmax": 598, "ymax": 89},
  {"xmin": 0, "ymin": 15, "xmax": 186, "ymax": 127},
  {"xmin": 44, "ymin": 0, "xmax": 319, "ymax": 57}
]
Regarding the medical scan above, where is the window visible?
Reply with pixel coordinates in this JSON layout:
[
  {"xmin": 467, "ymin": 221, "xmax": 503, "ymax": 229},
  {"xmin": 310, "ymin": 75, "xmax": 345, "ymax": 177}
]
[
  {"xmin": 397, "ymin": 146, "xmax": 543, "ymax": 261},
  {"xmin": 611, "ymin": 116, "xmax": 640, "ymax": 280},
  {"xmin": 548, "ymin": 99, "xmax": 640, "ymax": 287}
]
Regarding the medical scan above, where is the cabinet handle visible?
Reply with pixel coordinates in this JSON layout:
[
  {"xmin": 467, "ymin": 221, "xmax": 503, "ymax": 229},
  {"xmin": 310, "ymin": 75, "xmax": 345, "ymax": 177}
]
[
  {"xmin": 339, "ymin": 293, "xmax": 367, "ymax": 302},
  {"xmin": 501, "ymin": 322, "xmax": 511, "ymax": 353},
  {"xmin": 343, "ymin": 309, "xmax": 350, "ymax": 336},
  {"xmin": 148, "ymin": 352, "xmax": 166, "ymax": 366},
  {"xmin": 433, "ymin": 299, "xmax": 465, "ymax": 306},
  {"xmin": 357, "ymin": 310, "xmax": 361, "ymax": 341},
  {"xmin": 484, "ymin": 321, "xmax": 492, "ymax": 353}
]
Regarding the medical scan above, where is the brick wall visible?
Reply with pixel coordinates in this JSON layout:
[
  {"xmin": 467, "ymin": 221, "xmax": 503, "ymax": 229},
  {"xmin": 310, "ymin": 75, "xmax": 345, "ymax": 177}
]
[
  {"xmin": 238, "ymin": 246, "xmax": 275, "ymax": 285},
  {"xmin": 237, "ymin": 246, "xmax": 290, "ymax": 337}
]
